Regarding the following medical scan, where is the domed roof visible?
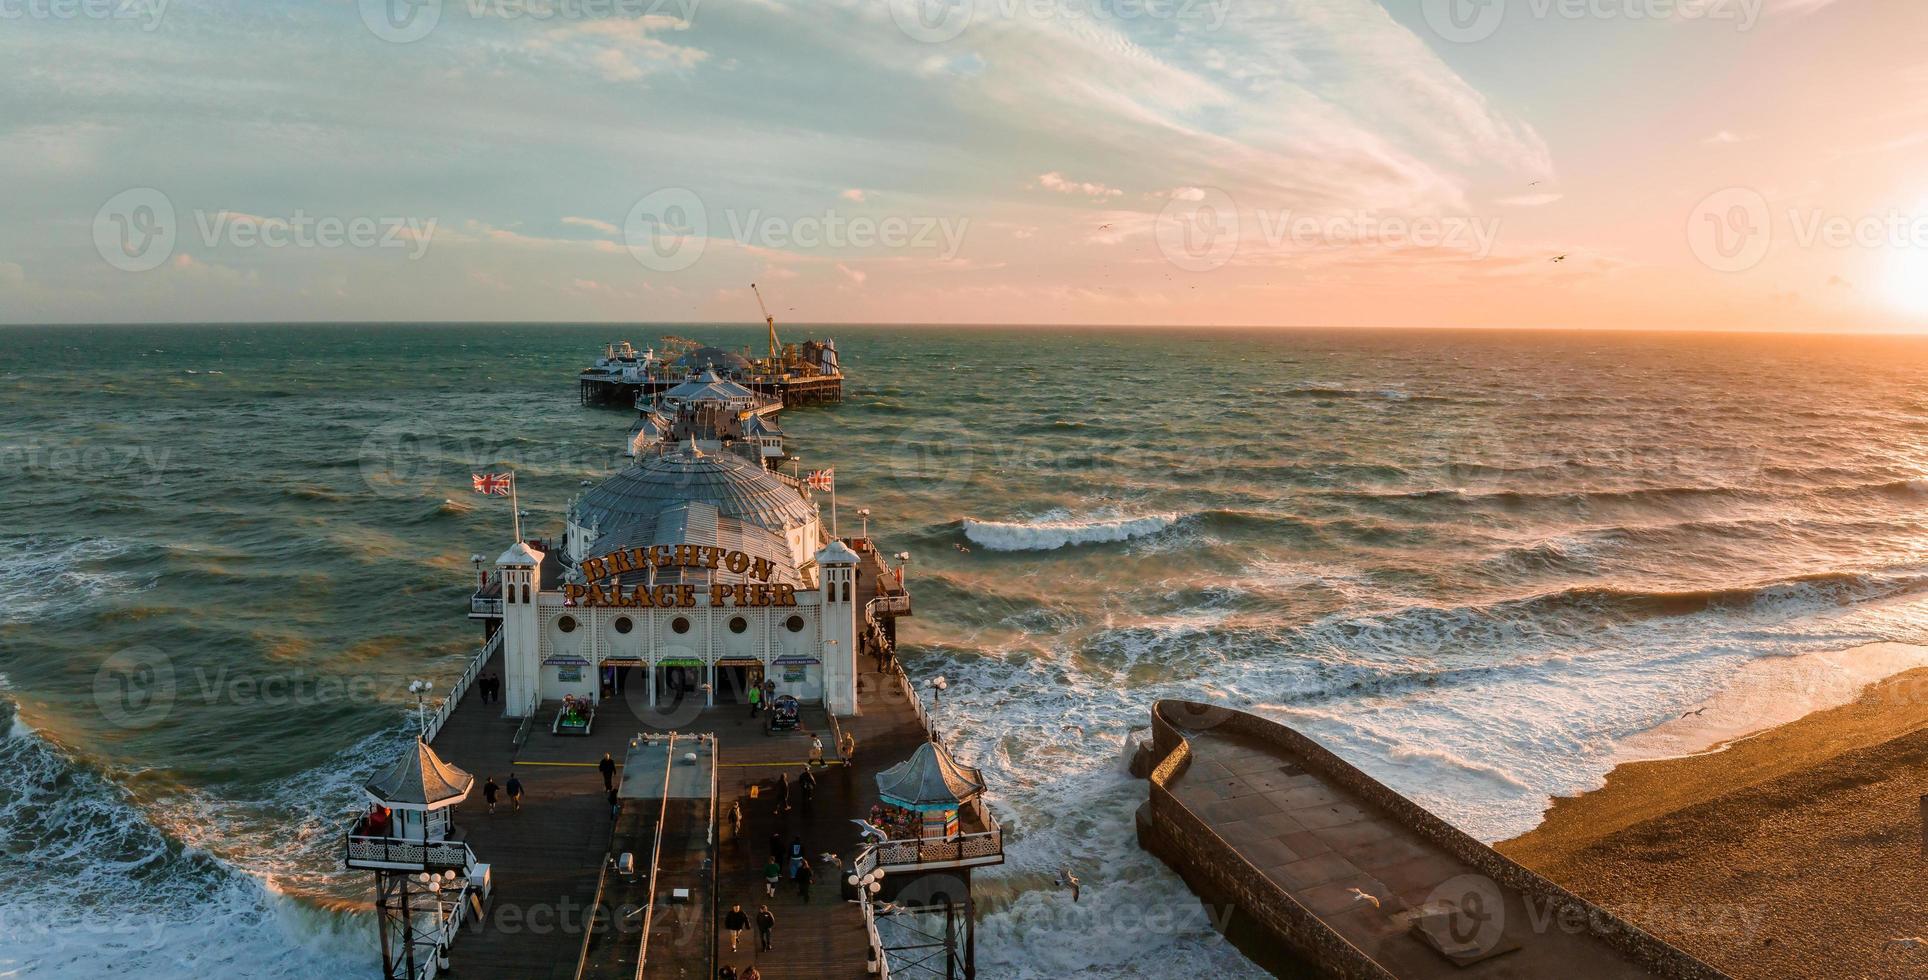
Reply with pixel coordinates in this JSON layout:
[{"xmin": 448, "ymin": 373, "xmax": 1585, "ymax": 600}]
[
  {"xmin": 676, "ymin": 346, "xmax": 754, "ymax": 375},
  {"xmin": 574, "ymin": 443, "xmax": 814, "ymax": 535}
]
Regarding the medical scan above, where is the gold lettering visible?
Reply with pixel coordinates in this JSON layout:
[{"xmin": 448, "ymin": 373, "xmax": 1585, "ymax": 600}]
[
  {"xmin": 631, "ymin": 585, "xmax": 656, "ymax": 608},
  {"xmin": 582, "ymin": 586, "xmax": 603, "ymax": 607},
  {"xmin": 583, "ymin": 557, "xmax": 609, "ymax": 582},
  {"xmin": 751, "ymin": 583, "xmax": 772, "ymax": 607},
  {"xmin": 653, "ymin": 584, "xmax": 676, "ymax": 606},
  {"xmin": 700, "ymin": 546, "xmax": 723, "ymax": 569},
  {"xmin": 774, "ymin": 584, "xmax": 797, "ymax": 607},
  {"xmin": 709, "ymin": 583, "xmax": 733, "ymax": 607},
  {"xmin": 563, "ymin": 584, "xmax": 587, "ymax": 602},
  {"xmin": 751, "ymin": 557, "xmax": 774, "ymax": 582},
  {"xmin": 613, "ymin": 587, "xmax": 634, "ymax": 608},
  {"xmin": 725, "ymin": 551, "xmax": 750, "ymax": 574},
  {"xmin": 608, "ymin": 549, "xmax": 636, "ymax": 575},
  {"xmin": 676, "ymin": 584, "xmax": 696, "ymax": 607}
]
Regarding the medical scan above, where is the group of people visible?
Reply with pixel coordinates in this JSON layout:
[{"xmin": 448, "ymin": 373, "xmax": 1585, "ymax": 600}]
[
  {"xmin": 763, "ymin": 832, "xmax": 818, "ymax": 901},
  {"xmin": 475, "ymin": 670, "xmax": 501, "ymax": 705},
  {"xmin": 480, "ymin": 773, "xmax": 524, "ymax": 814},
  {"xmin": 868, "ymin": 802, "xmax": 924, "ymax": 840}
]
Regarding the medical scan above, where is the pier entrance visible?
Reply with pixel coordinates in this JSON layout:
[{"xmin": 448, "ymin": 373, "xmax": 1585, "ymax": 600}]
[{"xmin": 713, "ymin": 660, "xmax": 763, "ymax": 704}]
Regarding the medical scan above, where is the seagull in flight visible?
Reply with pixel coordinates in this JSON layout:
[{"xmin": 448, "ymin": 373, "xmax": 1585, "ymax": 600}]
[{"xmin": 1055, "ymin": 866, "xmax": 1082, "ymax": 903}]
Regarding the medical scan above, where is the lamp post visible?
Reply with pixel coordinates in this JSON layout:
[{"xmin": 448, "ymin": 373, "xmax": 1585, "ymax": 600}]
[
  {"xmin": 470, "ymin": 553, "xmax": 485, "ymax": 589},
  {"xmin": 857, "ymin": 508, "xmax": 871, "ymax": 541},
  {"xmin": 408, "ymin": 679, "xmax": 434, "ymax": 737}
]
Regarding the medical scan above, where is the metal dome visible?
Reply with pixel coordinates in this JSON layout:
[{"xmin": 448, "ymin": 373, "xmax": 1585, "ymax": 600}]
[{"xmin": 575, "ymin": 443, "xmax": 814, "ymax": 535}]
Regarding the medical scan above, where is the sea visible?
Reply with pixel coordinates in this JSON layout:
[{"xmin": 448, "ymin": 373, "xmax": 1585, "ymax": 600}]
[{"xmin": 4, "ymin": 324, "xmax": 1928, "ymax": 978}]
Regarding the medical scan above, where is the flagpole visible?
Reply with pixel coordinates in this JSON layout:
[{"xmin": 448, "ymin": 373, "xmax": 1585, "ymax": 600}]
[
  {"xmin": 831, "ymin": 480, "xmax": 838, "ymax": 539},
  {"xmin": 510, "ymin": 471, "xmax": 522, "ymax": 544}
]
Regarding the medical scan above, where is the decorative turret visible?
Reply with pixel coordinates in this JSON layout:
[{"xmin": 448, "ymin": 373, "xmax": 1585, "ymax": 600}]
[
  {"xmin": 498, "ymin": 540, "xmax": 545, "ymax": 717},
  {"xmin": 817, "ymin": 539, "xmax": 860, "ymax": 715}
]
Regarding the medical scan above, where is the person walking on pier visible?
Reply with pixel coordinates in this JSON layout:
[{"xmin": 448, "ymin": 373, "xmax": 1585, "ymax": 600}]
[
  {"xmin": 787, "ymin": 836, "xmax": 804, "ymax": 879},
  {"xmin": 740, "ymin": 967, "xmax": 760, "ymax": 980},
  {"xmin": 747, "ymin": 683, "xmax": 762, "ymax": 718},
  {"xmin": 723, "ymin": 903, "xmax": 750, "ymax": 952},
  {"xmin": 483, "ymin": 776, "xmax": 499, "ymax": 814},
  {"xmin": 773, "ymin": 773, "xmax": 790, "ymax": 814},
  {"xmin": 798, "ymin": 767, "xmax": 816, "ymax": 806},
  {"xmin": 506, "ymin": 772, "xmax": 524, "ymax": 812},
  {"xmin": 755, "ymin": 905, "xmax": 775, "ymax": 951},
  {"xmin": 795, "ymin": 858, "xmax": 814, "ymax": 902},
  {"xmin": 763, "ymin": 856, "xmax": 781, "ymax": 898},
  {"xmin": 599, "ymin": 752, "xmax": 617, "ymax": 792},
  {"xmin": 808, "ymin": 734, "xmax": 825, "ymax": 769}
]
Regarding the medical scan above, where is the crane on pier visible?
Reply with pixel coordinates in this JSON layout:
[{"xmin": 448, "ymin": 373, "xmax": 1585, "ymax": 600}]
[{"xmin": 752, "ymin": 282, "xmax": 780, "ymax": 367}]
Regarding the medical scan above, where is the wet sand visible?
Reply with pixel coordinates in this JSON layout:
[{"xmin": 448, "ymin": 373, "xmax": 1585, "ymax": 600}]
[{"xmin": 1500, "ymin": 652, "xmax": 1928, "ymax": 978}]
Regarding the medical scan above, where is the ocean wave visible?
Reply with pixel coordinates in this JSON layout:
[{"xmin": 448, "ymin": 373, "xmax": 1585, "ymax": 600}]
[
  {"xmin": 0, "ymin": 696, "xmax": 369, "ymax": 977},
  {"xmin": 0, "ymin": 536, "xmax": 151, "ymax": 625},
  {"xmin": 962, "ymin": 514, "xmax": 1180, "ymax": 551},
  {"xmin": 957, "ymin": 509, "xmax": 1315, "ymax": 552}
]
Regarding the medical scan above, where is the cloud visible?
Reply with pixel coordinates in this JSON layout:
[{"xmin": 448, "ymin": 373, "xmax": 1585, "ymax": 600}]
[
  {"xmin": 836, "ymin": 262, "xmax": 867, "ymax": 285},
  {"xmin": 1036, "ymin": 172, "xmax": 1124, "ymax": 199},
  {"xmin": 1703, "ymin": 130, "xmax": 1759, "ymax": 145},
  {"xmin": 841, "ymin": 189, "xmax": 866, "ymax": 203},
  {"xmin": 563, "ymin": 216, "xmax": 620, "ymax": 236},
  {"xmin": 1495, "ymin": 193, "xmax": 1564, "ymax": 207},
  {"xmin": 528, "ymin": 14, "xmax": 709, "ymax": 82}
]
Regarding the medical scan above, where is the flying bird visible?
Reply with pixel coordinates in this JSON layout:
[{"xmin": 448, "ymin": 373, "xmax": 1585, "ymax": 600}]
[
  {"xmin": 1347, "ymin": 888, "xmax": 1381, "ymax": 909},
  {"xmin": 1682, "ymin": 707, "xmax": 1707, "ymax": 718},
  {"xmin": 1055, "ymin": 867, "xmax": 1081, "ymax": 903}
]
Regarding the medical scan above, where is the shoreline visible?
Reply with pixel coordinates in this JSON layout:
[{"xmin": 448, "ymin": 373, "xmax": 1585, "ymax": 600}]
[{"xmin": 1500, "ymin": 646, "xmax": 1928, "ymax": 977}]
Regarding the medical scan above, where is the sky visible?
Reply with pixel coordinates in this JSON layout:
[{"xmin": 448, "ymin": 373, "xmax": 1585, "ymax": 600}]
[{"xmin": 2, "ymin": 0, "xmax": 1925, "ymax": 329}]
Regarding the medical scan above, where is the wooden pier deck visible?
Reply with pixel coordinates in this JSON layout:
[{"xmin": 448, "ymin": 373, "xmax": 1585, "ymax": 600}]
[{"xmin": 422, "ymin": 647, "xmax": 932, "ymax": 978}]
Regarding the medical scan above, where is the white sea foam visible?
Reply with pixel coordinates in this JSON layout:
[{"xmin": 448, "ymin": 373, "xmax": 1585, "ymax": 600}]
[
  {"xmin": 962, "ymin": 513, "xmax": 1177, "ymax": 551},
  {"xmin": 0, "ymin": 536, "xmax": 150, "ymax": 625}
]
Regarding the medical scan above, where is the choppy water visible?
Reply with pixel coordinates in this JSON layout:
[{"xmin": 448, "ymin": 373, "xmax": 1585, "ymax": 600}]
[{"xmin": 4, "ymin": 324, "xmax": 1928, "ymax": 977}]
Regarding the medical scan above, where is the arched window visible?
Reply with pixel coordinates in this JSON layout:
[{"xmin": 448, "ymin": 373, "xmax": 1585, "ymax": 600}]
[
  {"xmin": 672, "ymin": 617, "xmax": 691, "ymax": 634},
  {"xmin": 784, "ymin": 615, "xmax": 805, "ymax": 633},
  {"xmin": 729, "ymin": 616, "xmax": 749, "ymax": 634},
  {"xmin": 614, "ymin": 616, "xmax": 633, "ymax": 634},
  {"xmin": 558, "ymin": 615, "xmax": 578, "ymax": 633}
]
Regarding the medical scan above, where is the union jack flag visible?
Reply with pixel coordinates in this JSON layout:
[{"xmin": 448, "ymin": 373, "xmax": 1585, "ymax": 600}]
[
  {"xmin": 472, "ymin": 472, "xmax": 513, "ymax": 496},
  {"xmin": 807, "ymin": 468, "xmax": 835, "ymax": 492}
]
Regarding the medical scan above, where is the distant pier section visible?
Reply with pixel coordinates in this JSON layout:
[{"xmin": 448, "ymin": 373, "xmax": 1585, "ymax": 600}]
[
  {"xmin": 579, "ymin": 336, "xmax": 843, "ymax": 409},
  {"xmin": 1131, "ymin": 700, "xmax": 1728, "ymax": 980}
]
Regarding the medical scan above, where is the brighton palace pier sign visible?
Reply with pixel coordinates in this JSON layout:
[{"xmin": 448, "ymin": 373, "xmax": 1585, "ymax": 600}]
[{"xmin": 561, "ymin": 546, "xmax": 800, "ymax": 609}]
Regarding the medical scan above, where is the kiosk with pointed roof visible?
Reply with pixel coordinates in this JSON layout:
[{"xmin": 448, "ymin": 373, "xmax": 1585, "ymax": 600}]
[{"xmin": 876, "ymin": 740, "xmax": 987, "ymax": 842}]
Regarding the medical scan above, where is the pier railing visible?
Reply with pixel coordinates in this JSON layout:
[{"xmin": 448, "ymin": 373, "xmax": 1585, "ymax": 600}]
[
  {"xmin": 345, "ymin": 833, "xmax": 476, "ymax": 873},
  {"xmin": 423, "ymin": 631, "xmax": 502, "ymax": 743},
  {"xmin": 856, "ymin": 802, "xmax": 1003, "ymax": 874}
]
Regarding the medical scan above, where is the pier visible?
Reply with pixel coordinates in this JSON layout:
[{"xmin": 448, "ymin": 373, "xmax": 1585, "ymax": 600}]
[
  {"xmin": 350, "ymin": 536, "xmax": 993, "ymax": 979},
  {"xmin": 1133, "ymin": 701, "xmax": 1727, "ymax": 979}
]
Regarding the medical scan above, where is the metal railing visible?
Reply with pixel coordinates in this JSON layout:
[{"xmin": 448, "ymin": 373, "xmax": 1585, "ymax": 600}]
[
  {"xmin": 470, "ymin": 596, "xmax": 504, "ymax": 616},
  {"xmin": 345, "ymin": 834, "xmax": 476, "ymax": 872},
  {"xmin": 859, "ymin": 897, "xmax": 893, "ymax": 980},
  {"xmin": 423, "ymin": 631, "xmax": 502, "ymax": 743}
]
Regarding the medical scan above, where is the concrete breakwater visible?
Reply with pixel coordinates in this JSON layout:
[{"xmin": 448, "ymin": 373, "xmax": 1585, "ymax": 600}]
[{"xmin": 1130, "ymin": 700, "xmax": 1727, "ymax": 980}]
